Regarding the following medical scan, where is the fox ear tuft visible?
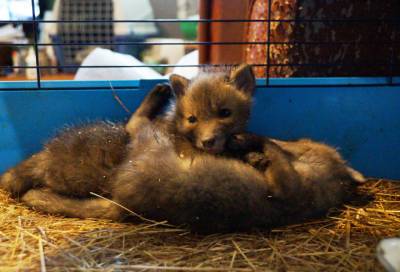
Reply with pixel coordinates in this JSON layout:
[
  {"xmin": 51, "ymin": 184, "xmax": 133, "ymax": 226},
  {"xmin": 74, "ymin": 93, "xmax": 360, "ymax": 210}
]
[
  {"xmin": 169, "ymin": 74, "xmax": 189, "ymax": 97},
  {"xmin": 229, "ymin": 64, "xmax": 255, "ymax": 95}
]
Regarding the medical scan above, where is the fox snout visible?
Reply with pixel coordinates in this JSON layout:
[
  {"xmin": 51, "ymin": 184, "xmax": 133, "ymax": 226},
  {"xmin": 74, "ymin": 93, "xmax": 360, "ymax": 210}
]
[
  {"xmin": 197, "ymin": 136, "xmax": 226, "ymax": 154},
  {"xmin": 196, "ymin": 125, "xmax": 227, "ymax": 154}
]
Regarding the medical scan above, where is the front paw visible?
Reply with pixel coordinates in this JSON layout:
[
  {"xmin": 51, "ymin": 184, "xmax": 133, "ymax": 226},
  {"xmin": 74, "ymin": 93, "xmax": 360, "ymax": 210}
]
[
  {"xmin": 244, "ymin": 152, "xmax": 270, "ymax": 172},
  {"xmin": 227, "ymin": 134, "xmax": 252, "ymax": 152}
]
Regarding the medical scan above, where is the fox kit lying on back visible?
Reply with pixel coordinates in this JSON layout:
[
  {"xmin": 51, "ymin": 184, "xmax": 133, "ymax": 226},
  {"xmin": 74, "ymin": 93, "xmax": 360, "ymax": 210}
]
[{"xmin": 0, "ymin": 65, "xmax": 365, "ymax": 233}]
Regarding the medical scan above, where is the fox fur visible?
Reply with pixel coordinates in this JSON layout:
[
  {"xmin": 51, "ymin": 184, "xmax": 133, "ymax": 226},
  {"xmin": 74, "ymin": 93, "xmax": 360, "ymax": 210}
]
[{"xmin": 0, "ymin": 65, "xmax": 366, "ymax": 233}]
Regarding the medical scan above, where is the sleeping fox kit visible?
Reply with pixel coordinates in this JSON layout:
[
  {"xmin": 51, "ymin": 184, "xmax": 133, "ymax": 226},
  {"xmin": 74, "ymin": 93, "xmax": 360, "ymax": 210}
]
[{"xmin": 0, "ymin": 65, "xmax": 366, "ymax": 233}]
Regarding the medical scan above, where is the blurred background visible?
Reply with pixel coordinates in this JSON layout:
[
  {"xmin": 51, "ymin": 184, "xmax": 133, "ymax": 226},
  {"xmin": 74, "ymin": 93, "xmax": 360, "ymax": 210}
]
[
  {"xmin": 0, "ymin": 0, "xmax": 398, "ymax": 81},
  {"xmin": 0, "ymin": 0, "xmax": 199, "ymax": 80}
]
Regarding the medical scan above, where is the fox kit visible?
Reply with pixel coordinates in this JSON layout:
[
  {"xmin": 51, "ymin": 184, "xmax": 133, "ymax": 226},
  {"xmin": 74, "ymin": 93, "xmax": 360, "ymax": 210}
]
[
  {"xmin": 165, "ymin": 67, "xmax": 365, "ymax": 219},
  {"xmin": 227, "ymin": 133, "xmax": 365, "ymax": 219},
  {"xmin": 0, "ymin": 65, "xmax": 365, "ymax": 232}
]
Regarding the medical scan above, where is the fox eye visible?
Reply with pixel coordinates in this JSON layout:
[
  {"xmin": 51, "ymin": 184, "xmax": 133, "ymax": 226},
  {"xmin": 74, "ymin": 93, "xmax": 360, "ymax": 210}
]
[
  {"xmin": 218, "ymin": 108, "xmax": 232, "ymax": 118},
  {"xmin": 188, "ymin": 115, "xmax": 197, "ymax": 123}
]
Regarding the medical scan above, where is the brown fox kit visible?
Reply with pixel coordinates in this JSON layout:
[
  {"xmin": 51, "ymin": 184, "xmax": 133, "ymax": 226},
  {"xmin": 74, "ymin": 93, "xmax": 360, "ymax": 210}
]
[
  {"xmin": 167, "ymin": 68, "xmax": 366, "ymax": 218},
  {"xmin": 0, "ymin": 65, "xmax": 365, "ymax": 232}
]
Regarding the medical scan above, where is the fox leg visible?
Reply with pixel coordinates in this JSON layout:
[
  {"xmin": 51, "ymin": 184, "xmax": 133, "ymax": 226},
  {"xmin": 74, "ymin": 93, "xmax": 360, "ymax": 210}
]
[
  {"xmin": 243, "ymin": 152, "xmax": 270, "ymax": 172},
  {"xmin": 125, "ymin": 84, "xmax": 172, "ymax": 136},
  {"xmin": 22, "ymin": 188, "xmax": 123, "ymax": 220},
  {"xmin": 0, "ymin": 151, "xmax": 48, "ymax": 199},
  {"xmin": 227, "ymin": 133, "xmax": 304, "ymax": 199},
  {"xmin": 226, "ymin": 133, "xmax": 265, "ymax": 157},
  {"xmin": 260, "ymin": 143, "xmax": 304, "ymax": 197}
]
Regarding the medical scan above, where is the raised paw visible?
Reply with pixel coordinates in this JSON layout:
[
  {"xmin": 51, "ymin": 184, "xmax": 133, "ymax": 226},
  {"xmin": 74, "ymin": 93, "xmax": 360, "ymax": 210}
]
[
  {"xmin": 136, "ymin": 84, "xmax": 173, "ymax": 119},
  {"xmin": 244, "ymin": 152, "xmax": 270, "ymax": 172},
  {"xmin": 146, "ymin": 84, "xmax": 173, "ymax": 108},
  {"xmin": 150, "ymin": 83, "xmax": 173, "ymax": 98}
]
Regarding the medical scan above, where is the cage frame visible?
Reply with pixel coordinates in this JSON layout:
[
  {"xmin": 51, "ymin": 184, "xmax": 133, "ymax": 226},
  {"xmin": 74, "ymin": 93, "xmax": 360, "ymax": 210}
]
[{"xmin": 0, "ymin": 0, "xmax": 399, "ymax": 179}]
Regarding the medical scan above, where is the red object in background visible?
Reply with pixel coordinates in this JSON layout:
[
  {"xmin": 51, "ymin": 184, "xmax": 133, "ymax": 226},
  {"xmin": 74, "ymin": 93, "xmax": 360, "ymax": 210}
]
[
  {"xmin": 198, "ymin": 0, "xmax": 250, "ymax": 65},
  {"xmin": 245, "ymin": 0, "xmax": 268, "ymax": 78},
  {"xmin": 200, "ymin": 0, "xmax": 400, "ymax": 78}
]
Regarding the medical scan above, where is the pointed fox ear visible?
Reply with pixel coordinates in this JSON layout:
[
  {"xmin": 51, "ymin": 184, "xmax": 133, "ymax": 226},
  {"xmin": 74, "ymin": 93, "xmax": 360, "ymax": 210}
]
[
  {"xmin": 229, "ymin": 64, "xmax": 255, "ymax": 95},
  {"xmin": 169, "ymin": 74, "xmax": 190, "ymax": 97}
]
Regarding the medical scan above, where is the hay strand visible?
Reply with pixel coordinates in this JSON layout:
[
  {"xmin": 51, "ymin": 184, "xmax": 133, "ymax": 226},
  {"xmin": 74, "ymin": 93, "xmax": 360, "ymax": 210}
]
[
  {"xmin": 38, "ymin": 233, "xmax": 46, "ymax": 272},
  {"xmin": 0, "ymin": 179, "xmax": 399, "ymax": 271}
]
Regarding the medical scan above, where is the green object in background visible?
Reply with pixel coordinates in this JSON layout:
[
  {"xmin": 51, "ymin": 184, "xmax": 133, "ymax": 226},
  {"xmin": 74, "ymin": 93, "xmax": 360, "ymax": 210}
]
[{"xmin": 180, "ymin": 15, "xmax": 198, "ymax": 40}]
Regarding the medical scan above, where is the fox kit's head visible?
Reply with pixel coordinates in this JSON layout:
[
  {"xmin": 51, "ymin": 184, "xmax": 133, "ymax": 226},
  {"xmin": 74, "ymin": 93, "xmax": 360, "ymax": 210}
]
[{"xmin": 170, "ymin": 64, "xmax": 255, "ymax": 154}]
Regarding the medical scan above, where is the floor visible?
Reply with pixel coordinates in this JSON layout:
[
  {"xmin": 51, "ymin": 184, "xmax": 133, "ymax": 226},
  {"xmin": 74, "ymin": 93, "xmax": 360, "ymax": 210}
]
[
  {"xmin": 0, "ymin": 74, "xmax": 75, "ymax": 81},
  {"xmin": 0, "ymin": 179, "xmax": 398, "ymax": 271}
]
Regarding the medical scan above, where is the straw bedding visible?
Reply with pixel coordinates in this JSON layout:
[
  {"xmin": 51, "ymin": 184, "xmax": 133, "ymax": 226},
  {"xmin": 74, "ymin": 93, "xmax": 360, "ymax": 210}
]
[{"xmin": 1, "ymin": 179, "xmax": 399, "ymax": 271}]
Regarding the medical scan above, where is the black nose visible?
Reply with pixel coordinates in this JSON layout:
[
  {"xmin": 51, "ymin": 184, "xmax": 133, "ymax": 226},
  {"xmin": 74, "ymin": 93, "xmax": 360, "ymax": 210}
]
[{"xmin": 202, "ymin": 138, "xmax": 216, "ymax": 149}]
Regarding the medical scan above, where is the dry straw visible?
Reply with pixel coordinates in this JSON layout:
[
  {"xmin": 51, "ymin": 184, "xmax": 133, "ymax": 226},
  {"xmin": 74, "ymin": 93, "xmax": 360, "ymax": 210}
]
[{"xmin": 1, "ymin": 180, "xmax": 399, "ymax": 271}]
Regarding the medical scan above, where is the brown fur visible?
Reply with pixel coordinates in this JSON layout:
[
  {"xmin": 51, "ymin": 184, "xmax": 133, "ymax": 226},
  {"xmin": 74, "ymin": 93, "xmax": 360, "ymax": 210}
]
[
  {"xmin": 0, "ymin": 122, "xmax": 129, "ymax": 199},
  {"xmin": 0, "ymin": 65, "xmax": 366, "ymax": 233},
  {"xmin": 227, "ymin": 133, "xmax": 365, "ymax": 220},
  {"xmin": 168, "ymin": 65, "xmax": 365, "ymax": 220},
  {"xmin": 168, "ymin": 65, "xmax": 255, "ymax": 155}
]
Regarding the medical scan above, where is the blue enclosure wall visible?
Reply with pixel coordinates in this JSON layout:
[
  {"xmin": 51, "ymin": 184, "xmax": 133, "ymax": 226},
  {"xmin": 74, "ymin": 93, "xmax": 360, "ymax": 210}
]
[{"xmin": 0, "ymin": 78, "xmax": 399, "ymax": 179}]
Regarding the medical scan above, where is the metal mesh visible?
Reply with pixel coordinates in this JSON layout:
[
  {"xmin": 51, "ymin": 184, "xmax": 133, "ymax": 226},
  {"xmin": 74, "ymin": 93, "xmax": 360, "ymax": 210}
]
[
  {"xmin": 56, "ymin": 0, "xmax": 113, "ymax": 72},
  {"xmin": 0, "ymin": 0, "xmax": 398, "ymax": 90}
]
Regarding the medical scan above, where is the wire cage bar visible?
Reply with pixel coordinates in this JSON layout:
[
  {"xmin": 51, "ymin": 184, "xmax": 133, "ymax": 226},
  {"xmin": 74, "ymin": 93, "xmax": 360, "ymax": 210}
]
[
  {"xmin": 0, "ymin": 1, "xmax": 398, "ymax": 90},
  {"xmin": 1, "ymin": 1, "xmax": 400, "ymax": 179},
  {"xmin": 30, "ymin": 0, "xmax": 41, "ymax": 88}
]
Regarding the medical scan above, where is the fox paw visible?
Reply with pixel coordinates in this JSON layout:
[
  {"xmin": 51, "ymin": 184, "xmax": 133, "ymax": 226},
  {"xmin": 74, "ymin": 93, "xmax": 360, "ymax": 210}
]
[
  {"xmin": 244, "ymin": 152, "xmax": 270, "ymax": 172},
  {"xmin": 147, "ymin": 84, "xmax": 173, "ymax": 105},
  {"xmin": 226, "ymin": 134, "xmax": 254, "ymax": 152},
  {"xmin": 22, "ymin": 189, "xmax": 55, "ymax": 210},
  {"xmin": 140, "ymin": 84, "xmax": 173, "ymax": 118}
]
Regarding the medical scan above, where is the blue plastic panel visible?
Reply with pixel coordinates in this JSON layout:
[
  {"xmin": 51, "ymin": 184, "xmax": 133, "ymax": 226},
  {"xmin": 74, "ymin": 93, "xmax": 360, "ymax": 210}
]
[{"xmin": 0, "ymin": 78, "xmax": 399, "ymax": 179}]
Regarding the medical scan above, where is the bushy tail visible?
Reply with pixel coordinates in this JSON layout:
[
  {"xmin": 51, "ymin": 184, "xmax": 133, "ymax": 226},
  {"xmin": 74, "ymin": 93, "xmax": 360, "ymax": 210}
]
[{"xmin": 346, "ymin": 166, "xmax": 366, "ymax": 183}]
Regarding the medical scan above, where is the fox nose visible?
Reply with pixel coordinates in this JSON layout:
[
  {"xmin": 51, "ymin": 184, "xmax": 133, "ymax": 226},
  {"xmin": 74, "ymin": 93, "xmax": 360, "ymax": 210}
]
[{"xmin": 202, "ymin": 138, "xmax": 216, "ymax": 149}]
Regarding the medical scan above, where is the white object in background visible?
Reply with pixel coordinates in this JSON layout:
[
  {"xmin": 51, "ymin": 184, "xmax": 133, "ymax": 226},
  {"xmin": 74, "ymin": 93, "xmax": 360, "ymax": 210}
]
[
  {"xmin": 113, "ymin": 0, "xmax": 158, "ymax": 36},
  {"xmin": 146, "ymin": 38, "xmax": 186, "ymax": 66},
  {"xmin": 171, "ymin": 50, "xmax": 199, "ymax": 79},
  {"xmin": 39, "ymin": 11, "xmax": 57, "ymax": 66},
  {"xmin": 52, "ymin": 0, "xmax": 157, "ymax": 37},
  {"xmin": 177, "ymin": 0, "xmax": 199, "ymax": 19},
  {"xmin": 0, "ymin": 24, "xmax": 25, "ymax": 42},
  {"xmin": 0, "ymin": 0, "xmax": 40, "ymax": 20},
  {"xmin": 25, "ymin": 47, "xmax": 37, "ymax": 80},
  {"xmin": 377, "ymin": 238, "xmax": 400, "ymax": 272},
  {"xmin": 74, "ymin": 48, "xmax": 162, "ymax": 81}
]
